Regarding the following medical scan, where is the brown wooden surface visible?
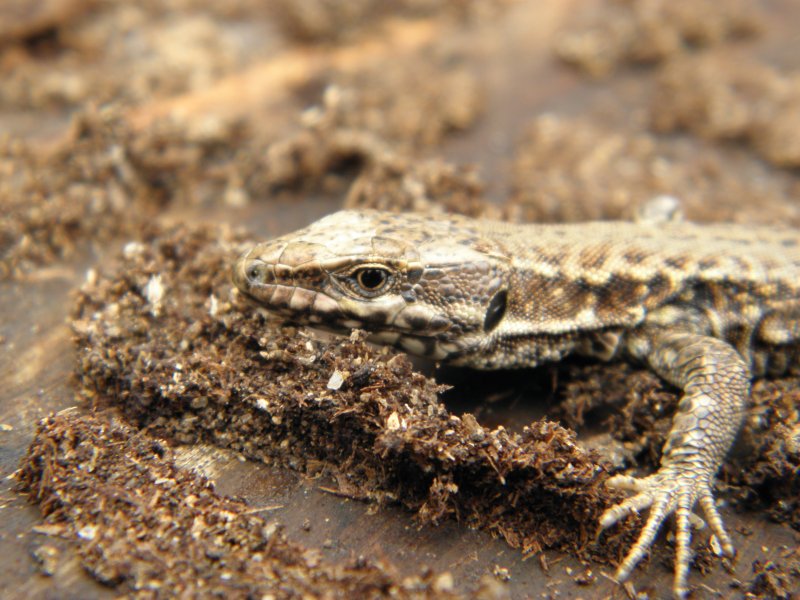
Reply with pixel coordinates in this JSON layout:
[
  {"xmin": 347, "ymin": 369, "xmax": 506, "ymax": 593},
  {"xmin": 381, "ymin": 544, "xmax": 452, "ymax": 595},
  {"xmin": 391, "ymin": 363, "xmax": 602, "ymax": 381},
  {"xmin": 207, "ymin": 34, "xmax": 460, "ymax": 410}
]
[{"xmin": 2, "ymin": 1, "xmax": 800, "ymax": 599}]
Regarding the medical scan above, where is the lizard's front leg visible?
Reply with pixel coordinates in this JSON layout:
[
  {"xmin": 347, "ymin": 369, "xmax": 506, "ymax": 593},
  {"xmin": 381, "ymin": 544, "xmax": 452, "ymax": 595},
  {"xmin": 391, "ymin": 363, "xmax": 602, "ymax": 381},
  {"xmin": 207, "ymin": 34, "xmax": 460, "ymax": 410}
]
[{"xmin": 601, "ymin": 329, "xmax": 750, "ymax": 599}]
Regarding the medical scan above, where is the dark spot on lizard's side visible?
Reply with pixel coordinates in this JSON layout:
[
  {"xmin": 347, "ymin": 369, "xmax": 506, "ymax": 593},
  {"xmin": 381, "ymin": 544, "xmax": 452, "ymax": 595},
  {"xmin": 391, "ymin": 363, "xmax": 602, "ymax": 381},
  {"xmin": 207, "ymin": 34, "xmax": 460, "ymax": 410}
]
[
  {"xmin": 698, "ymin": 258, "xmax": 719, "ymax": 270},
  {"xmin": 731, "ymin": 257, "xmax": 751, "ymax": 273},
  {"xmin": 680, "ymin": 283, "xmax": 712, "ymax": 307},
  {"xmin": 665, "ymin": 256, "xmax": 689, "ymax": 270},
  {"xmin": 781, "ymin": 238, "xmax": 798, "ymax": 247},
  {"xmin": 723, "ymin": 323, "xmax": 750, "ymax": 356},
  {"xmin": 579, "ymin": 246, "xmax": 609, "ymax": 271},
  {"xmin": 594, "ymin": 277, "xmax": 650, "ymax": 320},
  {"xmin": 623, "ymin": 249, "xmax": 651, "ymax": 264}
]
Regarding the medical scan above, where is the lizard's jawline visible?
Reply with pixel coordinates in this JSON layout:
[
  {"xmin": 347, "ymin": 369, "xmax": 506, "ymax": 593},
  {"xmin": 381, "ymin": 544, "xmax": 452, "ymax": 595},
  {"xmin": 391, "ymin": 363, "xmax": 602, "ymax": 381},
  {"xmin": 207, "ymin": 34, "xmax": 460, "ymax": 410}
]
[
  {"xmin": 290, "ymin": 321, "xmax": 457, "ymax": 361},
  {"xmin": 244, "ymin": 284, "xmax": 461, "ymax": 360},
  {"xmin": 244, "ymin": 283, "xmax": 342, "ymax": 322}
]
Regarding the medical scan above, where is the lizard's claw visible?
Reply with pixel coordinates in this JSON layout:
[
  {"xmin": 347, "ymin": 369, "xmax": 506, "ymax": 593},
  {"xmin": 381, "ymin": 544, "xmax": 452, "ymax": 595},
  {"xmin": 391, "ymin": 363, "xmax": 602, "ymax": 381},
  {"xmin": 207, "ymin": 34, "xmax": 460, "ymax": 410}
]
[{"xmin": 600, "ymin": 468, "xmax": 735, "ymax": 599}]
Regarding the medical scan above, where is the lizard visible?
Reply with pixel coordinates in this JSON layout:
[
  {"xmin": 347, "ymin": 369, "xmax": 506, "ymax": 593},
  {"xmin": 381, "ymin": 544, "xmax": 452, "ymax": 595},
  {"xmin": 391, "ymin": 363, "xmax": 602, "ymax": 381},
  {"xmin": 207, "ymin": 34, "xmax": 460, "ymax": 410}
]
[{"xmin": 232, "ymin": 208, "xmax": 800, "ymax": 599}]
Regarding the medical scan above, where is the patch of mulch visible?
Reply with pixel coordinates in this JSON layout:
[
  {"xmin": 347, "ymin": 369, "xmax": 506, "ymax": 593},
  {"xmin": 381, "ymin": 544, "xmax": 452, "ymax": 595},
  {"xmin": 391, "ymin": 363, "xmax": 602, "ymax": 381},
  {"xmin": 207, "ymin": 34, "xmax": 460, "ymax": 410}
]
[
  {"xmin": 555, "ymin": 0, "xmax": 762, "ymax": 77},
  {"xmin": 0, "ymin": 110, "xmax": 162, "ymax": 279},
  {"xmin": 1, "ymin": 108, "xmax": 261, "ymax": 279},
  {"xmin": 16, "ymin": 412, "xmax": 458, "ymax": 598},
  {"xmin": 507, "ymin": 114, "xmax": 800, "ymax": 226},
  {"xmin": 0, "ymin": 0, "xmax": 92, "ymax": 46},
  {"xmin": 270, "ymin": 0, "xmax": 514, "ymax": 43},
  {"xmin": 260, "ymin": 57, "xmax": 485, "ymax": 194},
  {"xmin": 746, "ymin": 558, "xmax": 800, "ymax": 600},
  {"xmin": 731, "ymin": 379, "xmax": 800, "ymax": 529},
  {"xmin": 345, "ymin": 152, "xmax": 497, "ymax": 219},
  {"xmin": 650, "ymin": 53, "xmax": 800, "ymax": 168},
  {"xmin": 0, "ymin": 2, "xmax": 264, "ymax": 110}
]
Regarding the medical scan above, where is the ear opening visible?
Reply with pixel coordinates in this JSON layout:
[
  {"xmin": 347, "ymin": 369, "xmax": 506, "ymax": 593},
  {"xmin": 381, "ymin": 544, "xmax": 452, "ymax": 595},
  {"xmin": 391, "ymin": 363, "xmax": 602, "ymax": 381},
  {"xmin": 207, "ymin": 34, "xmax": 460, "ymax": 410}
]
[{"xmin": 483, "ymin": 290, "xmax": 507, "ymax": 332}]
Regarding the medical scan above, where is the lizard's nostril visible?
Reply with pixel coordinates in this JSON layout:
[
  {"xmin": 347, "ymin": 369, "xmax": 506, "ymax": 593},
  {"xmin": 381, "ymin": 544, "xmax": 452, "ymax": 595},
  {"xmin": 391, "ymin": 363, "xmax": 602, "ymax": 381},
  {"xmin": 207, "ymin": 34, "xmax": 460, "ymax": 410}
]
[{"xmin": 246, "ymin": 261, "xmax": 263, "ymax": 283}]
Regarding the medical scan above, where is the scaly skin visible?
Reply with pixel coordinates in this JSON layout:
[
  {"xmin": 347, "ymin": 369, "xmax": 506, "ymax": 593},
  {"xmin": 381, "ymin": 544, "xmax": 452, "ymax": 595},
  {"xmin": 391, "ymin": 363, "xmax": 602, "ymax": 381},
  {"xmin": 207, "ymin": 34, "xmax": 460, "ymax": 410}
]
[{"xmin": 233, "ymin": 209, "xmax": 800, "ymax": 598}]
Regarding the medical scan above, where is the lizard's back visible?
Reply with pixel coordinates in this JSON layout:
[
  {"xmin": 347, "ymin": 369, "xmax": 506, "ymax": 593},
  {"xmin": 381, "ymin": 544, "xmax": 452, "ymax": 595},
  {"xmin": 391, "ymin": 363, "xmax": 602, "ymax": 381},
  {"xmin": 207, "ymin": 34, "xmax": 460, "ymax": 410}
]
[{"xmin": 478, "ymin": 219, "xmax": 800, "ymax": 375}]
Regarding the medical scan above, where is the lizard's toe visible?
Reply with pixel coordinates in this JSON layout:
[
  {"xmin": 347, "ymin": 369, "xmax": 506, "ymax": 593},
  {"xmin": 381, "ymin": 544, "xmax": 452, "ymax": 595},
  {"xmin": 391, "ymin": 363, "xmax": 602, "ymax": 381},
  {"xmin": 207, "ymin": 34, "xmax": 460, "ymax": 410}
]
[
  {"xmin": 610, "ymin": 490, "xmax": 673, "ymax": 584},
  {"xmin": 697, "ymin": 490, "xmax": 735, "ymax": 557},
  {"xmin": 598, "ymin": 486, "xmax": 654, "ymax": 529},
  {"xmin": 600, "ymin": 469, "xmax": 733, "ymax": 599}
]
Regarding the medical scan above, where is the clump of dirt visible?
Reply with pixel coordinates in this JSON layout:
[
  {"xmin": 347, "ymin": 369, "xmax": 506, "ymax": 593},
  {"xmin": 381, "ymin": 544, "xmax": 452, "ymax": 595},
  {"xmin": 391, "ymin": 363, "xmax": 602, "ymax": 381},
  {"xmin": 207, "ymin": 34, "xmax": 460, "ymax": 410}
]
[
  {"xmin": 507, "ymin": 114, "xmax": 800, "ymax": 225},
  {"xmin": 508, "ymin": 115, "xmax": 661, "ymax": 222},
  {"xmin": 0, "ymin": 0, "xmax": 92, "ymax": 46},
  {"xmin": 71, "ymin": 222, "xmax": 637, "ymax": 561},
  {"xmin": 555, "ymin": 0, "xmax": 762, "ymax": 77},
  {"xmin": 0, "ymin": 108, "xmax": 260, "ymax": 279},
  {"xmin": 345, "ymin": 153, "xmax": 497, "ymax": 219},
  {"xmin": 0, "ymin": 110, "xmax": 160, "ymax": 279},
  {"xmin": 328, "ymin": 59, "xmax": 484, "ymax": 149},
  {"xmin": 0, "ymin": 3, "xmax": 262, "ymax": 110},
  {"xmin": 270, "ymin": 0, "xmax": 514, "ymax": 42},
  {"xmin": 732, "ymin": 379, "xmax": 800, "ymax": 529},
  {"xmin": 746, "ymin": 558, "xmax": 800, "ymax": 600},
  {"xmin": 650, "ymin": 53, "xmax": 800, "ymax": 168},
  {"xmin": 16, "ymin": 412, "xmax": 458, "ymax": 598},
  {"xmin": 260, "ymin": 56, "xmax": 484, "ymax": 194},
  {"xmin": 553, "ymin": 362, "xmax": 675, "ymax": 467}
]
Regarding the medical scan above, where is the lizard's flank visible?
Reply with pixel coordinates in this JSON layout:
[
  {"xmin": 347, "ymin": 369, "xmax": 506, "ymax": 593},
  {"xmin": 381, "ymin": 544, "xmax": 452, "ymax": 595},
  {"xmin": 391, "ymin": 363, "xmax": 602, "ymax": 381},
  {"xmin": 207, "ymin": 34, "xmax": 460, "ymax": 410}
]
[{"xmin": 233, "ymin": 209, "xmax": 800, "ymax": 599}]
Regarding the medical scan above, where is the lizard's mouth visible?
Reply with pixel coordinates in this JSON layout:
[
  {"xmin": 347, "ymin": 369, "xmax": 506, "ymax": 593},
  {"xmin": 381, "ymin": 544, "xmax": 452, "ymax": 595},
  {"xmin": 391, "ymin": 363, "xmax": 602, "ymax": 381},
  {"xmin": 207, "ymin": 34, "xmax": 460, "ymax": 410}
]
[{"xmin": 236, "ymin": 278, "xmax": 462, "ymax": 359}]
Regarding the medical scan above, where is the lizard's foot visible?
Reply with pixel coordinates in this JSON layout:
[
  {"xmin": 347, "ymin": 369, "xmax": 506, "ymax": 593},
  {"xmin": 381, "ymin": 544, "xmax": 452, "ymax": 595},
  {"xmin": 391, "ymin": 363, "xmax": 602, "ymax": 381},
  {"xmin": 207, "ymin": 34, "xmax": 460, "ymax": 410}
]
[{"xmin": 599, "ymin": 468, "xmax": 735, "ymax": 599}]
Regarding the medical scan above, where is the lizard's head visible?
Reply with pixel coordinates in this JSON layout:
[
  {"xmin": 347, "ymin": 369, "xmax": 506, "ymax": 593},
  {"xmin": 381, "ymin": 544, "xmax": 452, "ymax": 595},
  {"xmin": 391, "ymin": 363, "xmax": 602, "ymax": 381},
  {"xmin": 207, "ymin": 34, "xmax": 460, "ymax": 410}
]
[{"xmin": 233, "ymin": 210, "xmax": 511, "ymax": 361}]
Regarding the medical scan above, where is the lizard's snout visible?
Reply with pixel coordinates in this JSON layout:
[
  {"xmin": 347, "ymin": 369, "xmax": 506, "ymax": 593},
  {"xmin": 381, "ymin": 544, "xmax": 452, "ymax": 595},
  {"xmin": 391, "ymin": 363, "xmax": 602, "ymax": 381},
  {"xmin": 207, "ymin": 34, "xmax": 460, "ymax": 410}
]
[{"xmin": 233, "ymin": 251, "xmax": 272, "ymax": 295}]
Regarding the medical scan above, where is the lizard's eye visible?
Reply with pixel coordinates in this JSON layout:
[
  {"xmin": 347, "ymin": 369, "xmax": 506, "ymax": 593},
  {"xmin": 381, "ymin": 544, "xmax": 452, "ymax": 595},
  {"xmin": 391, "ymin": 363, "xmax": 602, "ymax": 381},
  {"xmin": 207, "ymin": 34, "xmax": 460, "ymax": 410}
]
[
  {"xmin": 334, "ymin": 265, "xmax": 396, "ymax": 298},
  {"xmin": 354, "ymin": 267, "xmax": 391, "ymax": 294}
]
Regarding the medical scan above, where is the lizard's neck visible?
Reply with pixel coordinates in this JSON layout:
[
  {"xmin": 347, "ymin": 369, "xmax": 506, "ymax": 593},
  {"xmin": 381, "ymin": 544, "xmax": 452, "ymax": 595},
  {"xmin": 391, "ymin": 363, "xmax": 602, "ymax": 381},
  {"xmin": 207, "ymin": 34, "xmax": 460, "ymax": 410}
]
[{"xmin": 445, "ymin": 264, "xmax": 652, "ymax": 370}]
